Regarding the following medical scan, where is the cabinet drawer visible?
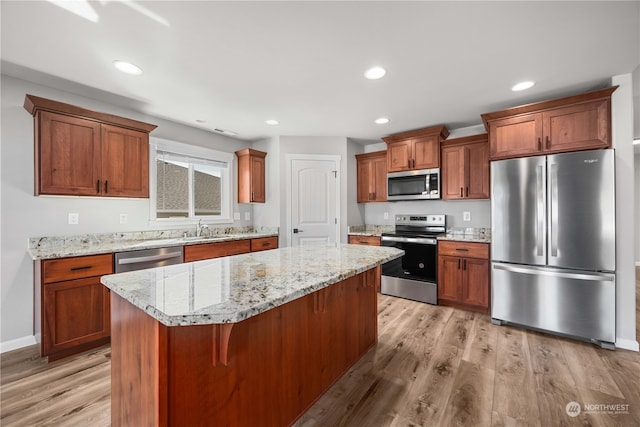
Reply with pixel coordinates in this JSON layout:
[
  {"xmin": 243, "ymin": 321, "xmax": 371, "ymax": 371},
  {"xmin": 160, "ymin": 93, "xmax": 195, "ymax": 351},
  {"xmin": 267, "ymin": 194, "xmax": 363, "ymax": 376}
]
[
  {"xmin": 251, "ymin": 237, "xmax": 278, "ymax": 252},
  {"xmin": 43, "ymin": 254, "xmax": 114, "ymax": 283},
  {"xmin": 348, "ymin": 235, "xmax": 381, "ymax": 246},
  {"xmin": 184, "ymin": 240, "xmax": 251, "ymax": 262},
  {"xmin": 438, "ymin": 241, "xmax": 489, "ymax": 259}
]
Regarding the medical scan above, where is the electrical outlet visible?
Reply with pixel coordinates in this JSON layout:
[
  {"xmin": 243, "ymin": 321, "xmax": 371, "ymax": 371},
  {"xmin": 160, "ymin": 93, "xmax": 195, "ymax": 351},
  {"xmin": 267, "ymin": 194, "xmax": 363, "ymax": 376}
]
[
  {"xmin": 68, "ymin": 213, "xmax": 79, "ymax": 225},
  {"xmin": 119, "ymin": 213, "xmax": 128, "ymax": 224},
  {"xmin": 234, "ymin": 212, "xmax": 241, "ymax": 221},
  {"xmin": 244, "ymin": 212, "xmax": 251, "ymax": 221},
  {"xmin": 383, "ymin": 212, "xmax": 389, "ymax": 220},
  {"xmin": 463, "ymin": 211, "xmax": 471, "ymax": 221}
]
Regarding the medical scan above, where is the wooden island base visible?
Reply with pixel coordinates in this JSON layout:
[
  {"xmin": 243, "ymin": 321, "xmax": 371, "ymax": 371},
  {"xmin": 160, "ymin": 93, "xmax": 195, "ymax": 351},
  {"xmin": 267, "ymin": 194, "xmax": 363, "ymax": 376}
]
[{"xmin": 111, "ymin": 267, "xmax": 380, "ymax": 426}]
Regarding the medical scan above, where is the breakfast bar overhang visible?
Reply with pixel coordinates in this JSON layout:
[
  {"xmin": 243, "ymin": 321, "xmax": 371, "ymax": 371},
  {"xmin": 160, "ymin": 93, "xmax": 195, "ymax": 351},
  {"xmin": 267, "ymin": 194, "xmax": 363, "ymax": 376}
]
[{"xmin": 101, "ymin": 244, "xmax": 403, "ymax": 426}]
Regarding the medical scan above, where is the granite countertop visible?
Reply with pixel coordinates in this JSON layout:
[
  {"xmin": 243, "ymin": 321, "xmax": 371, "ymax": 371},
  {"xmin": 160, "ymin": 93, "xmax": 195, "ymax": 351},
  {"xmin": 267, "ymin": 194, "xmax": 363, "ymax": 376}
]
[
  {"xmin": 438, "ymin": 227, "xmax": 491, "ymax": 244},
  {"xmin": 101, "ymin": 244, "xmax": 404, "ymax": 326},
  {"xmin": 28, "ymin": 227, "xmax": 279, "ymax": 260},
  {"xmin": 347, "ymin": 225, "xmax": 394, "ymax": 237}
]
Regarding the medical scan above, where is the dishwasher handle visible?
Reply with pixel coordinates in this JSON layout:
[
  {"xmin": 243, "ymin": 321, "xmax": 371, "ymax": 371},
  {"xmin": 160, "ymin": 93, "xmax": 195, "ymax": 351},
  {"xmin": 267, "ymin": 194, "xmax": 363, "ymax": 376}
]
[{"xmin": 117, "ymin": 251, "xmax": 183, "ymax": 265}]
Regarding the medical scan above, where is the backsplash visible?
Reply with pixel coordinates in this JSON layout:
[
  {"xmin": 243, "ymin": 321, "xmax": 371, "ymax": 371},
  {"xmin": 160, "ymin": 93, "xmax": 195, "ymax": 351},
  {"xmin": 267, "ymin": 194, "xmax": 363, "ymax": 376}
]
[{"xmin": 29, "ymin": 225, "xmax": 279, "ymax": 252}]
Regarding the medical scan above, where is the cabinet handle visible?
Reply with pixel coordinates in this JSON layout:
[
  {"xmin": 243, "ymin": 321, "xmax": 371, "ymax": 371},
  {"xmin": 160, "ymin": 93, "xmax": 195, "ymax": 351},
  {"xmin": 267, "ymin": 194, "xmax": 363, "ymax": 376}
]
[
  {"xmin": 251, "ymin": 191, "xmax": 254, "ymax": 200},
  {"xmin": 372, "ymin": 192, "xmax": 376, "ymax": 199},
  {"xmin": 70, "ymin": 265, "xmax": 93, "ymax": 271},
  {"xmin": 455, "ymin": 248, "xmax": 469, "ymax": 251},
  {"xmin": 463, "ymin": 259, "xmax": 467, "ymax": 270},
  {"xmin": 408, "ymin": 159, "xmax": 412, "ymax": 168},
  {"xmin": 262, "ymin": 241, "xmax": 270, "ymax": 247},
  {"xmin": 460, "ymin": 187, "xmax": 463, "ymax": 197},
  {"xmin": 97, "ymin": 180, "xmax": 101, "ymax": 193},
  {"xmin": 457, "ymin": 259, "xmax": 461, "ymax": 269},
  {"xmin": 538, "ymin": 137, "xmax": 542, "ymax": 151},
  {"xmin": 546, "ymin": 135, "xmax": 550, "ymax": 149},
  {"xmin": 465, "ymin": 187, "xmax": 469, "ymax": 197},
  {"xmin": 412, "ymin": 159, "xmax": 415, "ymax": 168},
  {"xmin": 104, "ymin": 180, "xmax": 108, "ymax": 193}
]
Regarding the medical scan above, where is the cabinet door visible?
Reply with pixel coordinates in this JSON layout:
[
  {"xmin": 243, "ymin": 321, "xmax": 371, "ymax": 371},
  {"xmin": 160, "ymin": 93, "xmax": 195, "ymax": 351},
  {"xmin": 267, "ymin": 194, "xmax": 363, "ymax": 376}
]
[
  {"xmin": 356, "ymin": 158, "xmax": 372, "ymax": 202},
  {"xmin": 437, "ymin": 255, "xmax": 461, "ymax": 302},
  {"xmin": 543, "ymin": 99, "xmax": 611, "ymax": 153},
  {"xmin": 43, "ymin": 277, "xmax": 110, "ymax": 356},
  {"xmin": 387, "ymin": 140, "xmax": 413, "ymax": 172},
  {"xmin": 184, "ymin": 240, "xmax": 251, "ymax": 262},
  {"xmin": 413, "ymin": 136, "xmax": 439, "ymax": 169},
  {"xmin": 101, "ymin": 124, "xmax": 149, "ymax": 197},
  {"xmin": 465, "ymin": 142, "xmax": 490, "ymax": 199},
  {"xmin": 250, "ymin": 155, "xmax": 266, "ymax": 202},
  {"xmin": 461, "ymin": 258, "xmax": 490, "ymax": 309},
  {"xmin": 489, "ymin": 113, "xmax": 542, "ymax": 160},
  {"xmin": 441, "ymin": 145, "xmax": 465, "ymax": 200},
  {"xmin": 38, "ymin": 111, "xmax": 102, "ymax": 196},
  {"xmin": 371, "ymin": 155, "xmax": 387, "ymax": 201}
]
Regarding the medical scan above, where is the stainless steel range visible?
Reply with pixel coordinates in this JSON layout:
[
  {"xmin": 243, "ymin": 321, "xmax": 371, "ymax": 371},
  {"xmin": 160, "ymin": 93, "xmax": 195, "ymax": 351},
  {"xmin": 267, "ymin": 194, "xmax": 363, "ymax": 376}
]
[{"xmin": 380, "ymin": 214, "xmax": 445, "ymax": 304}]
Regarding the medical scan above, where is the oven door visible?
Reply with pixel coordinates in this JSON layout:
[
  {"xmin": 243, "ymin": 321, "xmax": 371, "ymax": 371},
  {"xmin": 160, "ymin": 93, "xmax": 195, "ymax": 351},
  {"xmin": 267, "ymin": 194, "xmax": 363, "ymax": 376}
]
[{"xmin": 381, "ymin": 235, "xmax": 438, "ymax": 304}]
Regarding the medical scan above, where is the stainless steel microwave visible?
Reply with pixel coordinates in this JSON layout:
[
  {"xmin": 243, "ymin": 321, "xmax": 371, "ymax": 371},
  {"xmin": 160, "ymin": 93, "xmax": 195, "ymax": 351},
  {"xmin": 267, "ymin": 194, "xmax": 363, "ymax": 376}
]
[{"xmin": 387, "ymin": 168, "xmax": 440, "ymax": 200}]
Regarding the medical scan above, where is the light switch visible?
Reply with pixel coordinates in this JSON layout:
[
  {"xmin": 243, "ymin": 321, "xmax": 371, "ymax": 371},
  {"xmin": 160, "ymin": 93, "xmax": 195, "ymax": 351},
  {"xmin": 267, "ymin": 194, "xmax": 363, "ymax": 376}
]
[
  {"xmin": 234, "ymin": 212, "xmax": 241, "ymax": 221},
  {"xmin": 383, "ymin": 212, "xmax": 389, "ymax": 220},
  {"xmin": 463, "ymin": 211, "xmax": 471, "ymax": 221},
  {"xmin": 244, "ymin": 212, "xmax": 251, "ymax": 221},
  {"xmin": 68, "ymin": 213, "xmax": 79, "ymax": 225},
  {"xmin": 119, "ymin": 213, "xmax": 128, "ymax": 224}
]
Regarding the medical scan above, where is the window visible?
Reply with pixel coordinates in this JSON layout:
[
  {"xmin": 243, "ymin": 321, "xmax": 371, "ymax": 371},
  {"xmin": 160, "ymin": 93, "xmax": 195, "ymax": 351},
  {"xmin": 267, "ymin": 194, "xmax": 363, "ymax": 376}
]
[{"xmin": 150, "ymin": 137, "xmax": 233, "ymax": 224}]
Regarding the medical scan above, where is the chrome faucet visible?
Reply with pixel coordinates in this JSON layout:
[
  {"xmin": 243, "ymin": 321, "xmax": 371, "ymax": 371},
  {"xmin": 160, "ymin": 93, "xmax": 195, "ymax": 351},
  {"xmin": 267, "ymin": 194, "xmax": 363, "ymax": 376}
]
[{"xmin": 196, "ymin": 219, "xmax": 209, "ymax": 237}]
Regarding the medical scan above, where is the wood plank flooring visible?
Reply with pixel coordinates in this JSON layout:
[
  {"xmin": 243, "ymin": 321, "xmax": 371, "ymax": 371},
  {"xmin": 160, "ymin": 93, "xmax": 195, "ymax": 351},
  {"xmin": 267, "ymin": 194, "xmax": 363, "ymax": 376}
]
[{"xmin": 2, "ymin": 270, "xmax": 639, "ymax": 426}]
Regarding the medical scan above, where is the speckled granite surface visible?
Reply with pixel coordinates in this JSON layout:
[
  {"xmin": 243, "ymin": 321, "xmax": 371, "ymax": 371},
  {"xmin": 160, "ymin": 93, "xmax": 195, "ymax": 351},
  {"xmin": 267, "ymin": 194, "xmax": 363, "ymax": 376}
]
[
  {"xmin": 438, "ymin": 227, "xmax": 491, "ymax": 243},
  {"xmin": 101, "ymin": 243, "xmax": 403, "ymax": 326},
  {"xmin": 28, "ymin": 226, "xmax": 279, "ymax": 260},
  {"xmin": 347, "ymin": 225, "xmax": 394, "ymax": 237}
]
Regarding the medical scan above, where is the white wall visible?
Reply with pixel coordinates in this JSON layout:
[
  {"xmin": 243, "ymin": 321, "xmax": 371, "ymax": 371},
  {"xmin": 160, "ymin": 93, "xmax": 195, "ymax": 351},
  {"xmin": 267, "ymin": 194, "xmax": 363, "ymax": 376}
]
[
  {"xmin": 0, "ymin": 75, "xmax": 253, "ymax": 350},
  {"xmin": 611, "ymin": 73, "xmax": 638, "ymax": 351},
  {"xmin": 636, "ymin": 153, "xmax": 640, "ymax": 266}
]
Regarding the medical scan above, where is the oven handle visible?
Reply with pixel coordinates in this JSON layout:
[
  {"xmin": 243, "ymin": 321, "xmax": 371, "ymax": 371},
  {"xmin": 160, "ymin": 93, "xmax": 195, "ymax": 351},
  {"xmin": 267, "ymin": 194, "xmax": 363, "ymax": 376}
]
[{"xmin": 381, "ymin": 235, "xmax": 437, "ymax": 245}]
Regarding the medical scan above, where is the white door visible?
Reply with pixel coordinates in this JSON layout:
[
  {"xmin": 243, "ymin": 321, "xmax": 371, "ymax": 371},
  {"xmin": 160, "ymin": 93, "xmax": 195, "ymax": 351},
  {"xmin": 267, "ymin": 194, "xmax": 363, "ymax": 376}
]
[{"xmin": 288, "ymin": 156, "xmax": 340, "ymax": 247}]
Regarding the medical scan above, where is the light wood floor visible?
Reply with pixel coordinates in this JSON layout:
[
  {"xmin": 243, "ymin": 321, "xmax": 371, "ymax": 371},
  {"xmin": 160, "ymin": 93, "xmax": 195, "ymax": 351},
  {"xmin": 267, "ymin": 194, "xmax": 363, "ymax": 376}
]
[{"xmin": 2, "ymin": 271, "xmax": 639, "ymax": 426}]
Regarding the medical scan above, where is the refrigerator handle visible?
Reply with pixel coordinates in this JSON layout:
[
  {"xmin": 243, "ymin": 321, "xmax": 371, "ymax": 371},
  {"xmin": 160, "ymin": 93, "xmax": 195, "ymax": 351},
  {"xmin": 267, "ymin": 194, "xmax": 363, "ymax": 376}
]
[
  {"xmin": 493, "ymin": 262, "xmax": 615, "ymax": 282},
  {"xmin": 536, "ymin": 165, "xmax": 545, "ymax": 256},
  {"xmin": 550, "ymin": 163, "xmax": 559, "ymax": 257}
]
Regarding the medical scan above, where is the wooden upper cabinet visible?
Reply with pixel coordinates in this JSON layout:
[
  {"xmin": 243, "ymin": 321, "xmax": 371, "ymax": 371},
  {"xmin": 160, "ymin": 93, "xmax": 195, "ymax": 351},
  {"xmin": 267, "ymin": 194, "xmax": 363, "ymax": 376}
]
[
  {"xmin": 356, "ymin": 150, "xmax": 387, "ymax": 203},
  {"xmin": 101, "ymin": 125, "xmax": 149, "ymax": 197},
  {"xmin": 383, "ymin": 125, "xmax": 449, "ymax": 172},
  {"xmin": 236, "ymin": 148, "xmax": 267, "ymax": 203},
  {"xmin": 441, "ymin": 134, "xmax": 490, "ymax": 200},
  {"xmin": 38, "ymin": 111, "xmax": 102, "ymax": 196},
  {"xmin": 481, "ymin": 86, "xmax": 616, "ymax": 160},
  {"xmin": 25, "ymin": 94, "xmax": 156, "ymax": 197}
]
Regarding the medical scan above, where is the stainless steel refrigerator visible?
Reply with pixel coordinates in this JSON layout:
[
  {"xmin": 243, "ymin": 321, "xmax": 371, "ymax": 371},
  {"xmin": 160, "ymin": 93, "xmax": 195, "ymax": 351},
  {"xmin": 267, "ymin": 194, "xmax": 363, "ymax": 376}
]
[{"xmin": 491, "ymin": 149, "xmax": 616, "ymax": 349}]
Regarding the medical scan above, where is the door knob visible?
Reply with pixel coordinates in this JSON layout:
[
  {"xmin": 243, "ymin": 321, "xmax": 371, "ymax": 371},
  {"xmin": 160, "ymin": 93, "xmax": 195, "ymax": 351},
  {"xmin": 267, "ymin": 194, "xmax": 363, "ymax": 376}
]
[{"xmin": 293, "ymin": 228, "xmax": 304, "ymax": 234}]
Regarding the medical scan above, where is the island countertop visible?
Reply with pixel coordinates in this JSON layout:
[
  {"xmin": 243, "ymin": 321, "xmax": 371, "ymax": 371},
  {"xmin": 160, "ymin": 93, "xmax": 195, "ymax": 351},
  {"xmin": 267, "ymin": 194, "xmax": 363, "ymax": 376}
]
[{"xmin": 101, "ymin": 243, "xmax": 403, "ymax": 326}]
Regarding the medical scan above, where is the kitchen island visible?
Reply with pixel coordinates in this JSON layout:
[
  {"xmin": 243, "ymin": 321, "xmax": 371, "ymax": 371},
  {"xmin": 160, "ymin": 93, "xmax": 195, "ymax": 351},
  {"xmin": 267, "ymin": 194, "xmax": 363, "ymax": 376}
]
[{"xmin": 101, "ymin": 243, "xmax": 403, "ymax": 426}]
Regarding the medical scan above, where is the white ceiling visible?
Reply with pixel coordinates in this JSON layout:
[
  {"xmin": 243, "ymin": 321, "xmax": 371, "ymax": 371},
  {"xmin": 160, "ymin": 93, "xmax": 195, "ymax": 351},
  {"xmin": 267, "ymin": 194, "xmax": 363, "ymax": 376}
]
[{"xmin": 1, "ymin": 1, "xmax": 639, "ymax": 143}]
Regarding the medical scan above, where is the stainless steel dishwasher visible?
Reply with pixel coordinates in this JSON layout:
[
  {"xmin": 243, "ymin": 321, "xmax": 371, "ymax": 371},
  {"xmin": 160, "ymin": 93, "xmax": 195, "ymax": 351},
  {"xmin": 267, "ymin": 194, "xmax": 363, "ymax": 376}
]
[{"xmin": 115, "ymin": 246, "xmax": 184, "ymax": 273}]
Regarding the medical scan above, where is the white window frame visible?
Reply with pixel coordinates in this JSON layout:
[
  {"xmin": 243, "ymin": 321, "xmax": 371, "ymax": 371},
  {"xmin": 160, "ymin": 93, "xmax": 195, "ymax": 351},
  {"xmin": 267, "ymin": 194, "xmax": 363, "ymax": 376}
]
[{"xmin": 149, "ymin": 137, "xmax": 234, "ymax": 226}]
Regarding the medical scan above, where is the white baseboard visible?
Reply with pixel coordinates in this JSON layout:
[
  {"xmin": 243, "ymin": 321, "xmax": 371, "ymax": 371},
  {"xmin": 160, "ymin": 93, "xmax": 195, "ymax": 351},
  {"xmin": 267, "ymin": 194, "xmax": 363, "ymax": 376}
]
[
  {"xmin": 615, "ymin": 337, "xmax": 640, "ymax": 352},
  {"xmin": 0, "ymin": 335, "xmax": 37, "ymax": 353}
]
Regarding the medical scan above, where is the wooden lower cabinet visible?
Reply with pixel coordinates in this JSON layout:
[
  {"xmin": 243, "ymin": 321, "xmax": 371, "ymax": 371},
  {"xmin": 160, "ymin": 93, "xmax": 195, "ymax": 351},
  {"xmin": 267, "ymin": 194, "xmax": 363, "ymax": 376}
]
[
  {"xmin": 110, "ymin": 267, "xmax": 380, "ymax": 426},
  {"xmin": 348, "ymin": 235, "xmax": 381, "ymax": 246},
  {"xmin": 40, "ymin": 254, "xmax": 113, "ymax": 360},
  {"xmin": 437, "ymin": 241, "xmax": 490, "ymax": 314},
  {"xmin": 250, "ymin": 236, "xmax": 278, "ymax": 252},
  {"xmin": 184, "ymin": 237, "xmax": 279, "ymax": 262}
]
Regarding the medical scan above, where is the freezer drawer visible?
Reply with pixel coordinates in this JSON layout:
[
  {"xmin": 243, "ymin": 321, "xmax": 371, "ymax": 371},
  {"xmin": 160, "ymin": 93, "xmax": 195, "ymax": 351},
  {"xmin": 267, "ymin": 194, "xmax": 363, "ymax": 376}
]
[{"xmin": 491, "ymin": 263, "xmax": 615, "ymax": 345}]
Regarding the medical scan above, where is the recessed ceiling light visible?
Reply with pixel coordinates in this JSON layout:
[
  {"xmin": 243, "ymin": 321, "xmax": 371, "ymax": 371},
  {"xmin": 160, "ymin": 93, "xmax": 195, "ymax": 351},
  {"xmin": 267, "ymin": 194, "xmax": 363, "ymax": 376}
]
[
  {"xmin": 113, "ymin": 60, "xmax": 143, "ymax": 75},
  {"xmin": 375, "ymin": 117, "xmax": 390, "ymax": 124},
  {"xmin": 364, "ymin": 66, "xmax": 386, "ymax": 80},
  {"xmin": 511, "ymin": 81, "xmax": 535, "ymax": 91},
  {"xmin": 265, "ymin": 119, "xmax": 279, "ymax": 126}
]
